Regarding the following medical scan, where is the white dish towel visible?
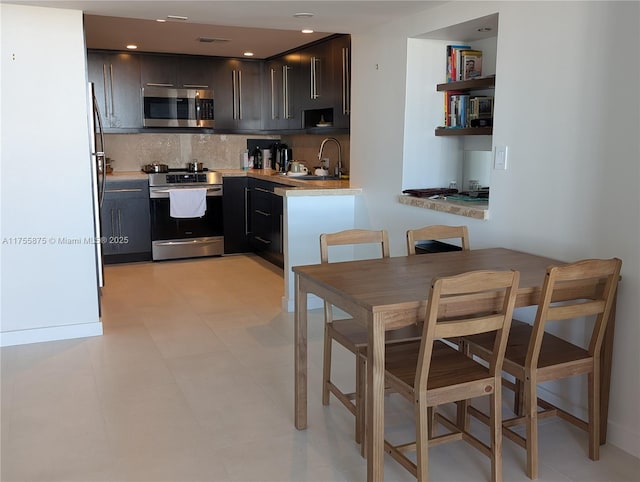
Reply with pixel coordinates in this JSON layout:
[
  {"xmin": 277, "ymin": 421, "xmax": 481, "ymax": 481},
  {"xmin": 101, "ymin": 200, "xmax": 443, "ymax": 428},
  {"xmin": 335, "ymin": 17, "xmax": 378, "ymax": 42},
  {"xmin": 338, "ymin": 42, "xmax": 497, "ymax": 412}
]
[{"xmin": 169, "ymin": 188, "xmax": 207, "ymax": 218}]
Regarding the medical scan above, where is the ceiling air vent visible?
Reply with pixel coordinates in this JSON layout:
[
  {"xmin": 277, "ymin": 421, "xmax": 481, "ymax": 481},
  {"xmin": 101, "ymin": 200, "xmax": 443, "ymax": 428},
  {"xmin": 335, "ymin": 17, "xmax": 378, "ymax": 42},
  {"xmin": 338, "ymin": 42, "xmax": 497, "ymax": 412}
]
[{"xmin": 198, "ymin": 37, "xmax": 230, "ymax": 43}]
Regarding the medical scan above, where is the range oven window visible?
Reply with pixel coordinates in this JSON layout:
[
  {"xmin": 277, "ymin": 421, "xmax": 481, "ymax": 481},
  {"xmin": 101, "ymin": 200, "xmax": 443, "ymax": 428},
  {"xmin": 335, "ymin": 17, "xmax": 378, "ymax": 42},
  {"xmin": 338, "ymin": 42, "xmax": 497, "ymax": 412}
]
[{"xmin": 150, "ymin": 196, "xmax": 223, "ymax": 241}]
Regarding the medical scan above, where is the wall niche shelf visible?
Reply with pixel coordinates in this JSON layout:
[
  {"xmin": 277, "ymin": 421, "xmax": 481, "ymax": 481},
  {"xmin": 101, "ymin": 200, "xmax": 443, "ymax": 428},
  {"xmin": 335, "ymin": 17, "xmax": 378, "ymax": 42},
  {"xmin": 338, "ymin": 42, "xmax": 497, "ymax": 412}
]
[
  {"xmin": 435, "ymin": 76, "xmax": 495, "ymax": 136},
  {"xmin": 436, "ymin": 76, "xmax": 495, "ymax": 92},
  {"xmin": 435, "ymin": 126, "xmax": 492, "ymax": 136}
]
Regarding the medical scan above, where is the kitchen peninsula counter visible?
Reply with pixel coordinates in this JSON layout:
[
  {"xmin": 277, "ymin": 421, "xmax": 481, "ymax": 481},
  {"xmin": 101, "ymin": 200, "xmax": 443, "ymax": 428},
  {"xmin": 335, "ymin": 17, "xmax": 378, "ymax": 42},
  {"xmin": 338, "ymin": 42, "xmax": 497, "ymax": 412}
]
[{"xmin": 217, "ymin": 169, "xmax": 361, "ymax": 196}]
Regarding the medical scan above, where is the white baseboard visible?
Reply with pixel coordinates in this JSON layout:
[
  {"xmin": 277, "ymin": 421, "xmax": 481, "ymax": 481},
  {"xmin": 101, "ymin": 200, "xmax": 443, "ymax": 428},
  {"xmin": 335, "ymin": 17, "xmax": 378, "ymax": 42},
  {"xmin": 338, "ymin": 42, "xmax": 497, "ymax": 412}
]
[{"xmin": 0, "ymin": 321, "xmax": 103, "ymax": 347}]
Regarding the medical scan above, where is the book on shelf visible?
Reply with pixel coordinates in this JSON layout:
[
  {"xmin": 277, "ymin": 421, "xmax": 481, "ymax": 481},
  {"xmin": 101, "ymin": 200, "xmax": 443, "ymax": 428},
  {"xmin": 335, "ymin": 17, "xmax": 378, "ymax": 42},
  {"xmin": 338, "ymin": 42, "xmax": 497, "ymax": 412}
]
[
  {"xmin": 443, "ymin": 90, "xmax": 464, "ymax": 127},
  {"xmin": 446, "ymin": 93, "xmax": 471, "ymax": 128},
  {"xmin": 460, "ymin": 49, "xmax": 483, "ymax": 80},
  {"xmin": 446, "ymin": 44, "xmax": 470, "ymax": 83},
  {"xmin": 469, "ymin": 96, "xmax": 494, "ymax": 120},
  {"xmin": 443, "ymin": 94, "xmax": 494, "ymax": 128}
]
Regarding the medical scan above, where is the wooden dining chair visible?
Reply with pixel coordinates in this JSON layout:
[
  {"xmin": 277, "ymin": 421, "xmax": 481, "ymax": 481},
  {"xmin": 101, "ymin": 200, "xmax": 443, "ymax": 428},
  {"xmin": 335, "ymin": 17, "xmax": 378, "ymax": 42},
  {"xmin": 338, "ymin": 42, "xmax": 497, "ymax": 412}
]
[
  {"xmin": 463, "ymin": 258, "xmax": 622, "ymax": 479},
  {"xmin": 406, "ymin": 225, "xmax": 470, "ymax": 255},
  {"xmin": 320, "ymin": 229, "xmax": 422, "ymax": 445},
  {"xmin": 381, "ymin": 269, "xmax": 519, "ymax": 481}
]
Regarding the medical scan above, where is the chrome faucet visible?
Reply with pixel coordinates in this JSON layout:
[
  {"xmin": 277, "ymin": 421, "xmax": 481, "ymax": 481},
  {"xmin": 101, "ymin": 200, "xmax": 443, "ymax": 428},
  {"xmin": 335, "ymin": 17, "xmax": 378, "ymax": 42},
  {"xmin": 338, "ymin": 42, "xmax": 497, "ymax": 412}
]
[{"xmin": 318, "ymin": 137, "xmax": 342, "ymax": 177}]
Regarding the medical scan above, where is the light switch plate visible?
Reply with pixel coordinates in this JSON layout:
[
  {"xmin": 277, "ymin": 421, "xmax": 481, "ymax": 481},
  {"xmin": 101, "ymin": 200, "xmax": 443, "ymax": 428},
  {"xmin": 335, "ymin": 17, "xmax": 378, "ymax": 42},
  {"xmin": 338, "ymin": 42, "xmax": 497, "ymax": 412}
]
[{"xmin": 494, "ymin": 145, "xmax": 508, "ymax": 170}]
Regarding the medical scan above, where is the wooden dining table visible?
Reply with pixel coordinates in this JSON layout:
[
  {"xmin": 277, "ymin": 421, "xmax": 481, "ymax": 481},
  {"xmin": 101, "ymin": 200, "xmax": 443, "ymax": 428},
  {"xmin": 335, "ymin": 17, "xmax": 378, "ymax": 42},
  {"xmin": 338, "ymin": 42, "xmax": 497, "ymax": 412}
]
[{"xmin": 292, "ymin": 248, "xmax": 617, "ymax": 482}]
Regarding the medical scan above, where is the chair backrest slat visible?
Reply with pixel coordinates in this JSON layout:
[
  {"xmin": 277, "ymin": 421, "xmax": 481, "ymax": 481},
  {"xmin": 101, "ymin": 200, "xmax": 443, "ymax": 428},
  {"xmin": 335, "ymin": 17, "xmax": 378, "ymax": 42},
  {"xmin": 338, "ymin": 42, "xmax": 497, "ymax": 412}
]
[
  {"xmin": 321, "ymin": 229, "xmax": 390, "ymax": 263},
  {"xmin": 406, "ymin": 225, "xmax": 470, "ymax": 255}
]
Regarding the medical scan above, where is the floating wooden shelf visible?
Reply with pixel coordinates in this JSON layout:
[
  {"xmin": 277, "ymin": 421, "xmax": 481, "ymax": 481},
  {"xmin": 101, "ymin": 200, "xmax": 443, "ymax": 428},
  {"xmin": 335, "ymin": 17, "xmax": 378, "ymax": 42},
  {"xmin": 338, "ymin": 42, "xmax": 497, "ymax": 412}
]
[
  {"xmin": 435, "ymin": 127, "xmax": 493, "ymax": 136},
  {"xmin": 436, "ymin": 77, "xmax": 495, "ymax": 92}
]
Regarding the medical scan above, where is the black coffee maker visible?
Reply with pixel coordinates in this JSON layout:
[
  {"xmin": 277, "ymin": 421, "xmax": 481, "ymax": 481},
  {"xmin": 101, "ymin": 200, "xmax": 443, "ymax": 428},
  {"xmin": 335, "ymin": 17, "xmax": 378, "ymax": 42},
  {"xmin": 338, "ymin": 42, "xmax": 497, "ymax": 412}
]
[{"xmin": 271, "ymin": 142, "xmax": 293, "ymax": 173}]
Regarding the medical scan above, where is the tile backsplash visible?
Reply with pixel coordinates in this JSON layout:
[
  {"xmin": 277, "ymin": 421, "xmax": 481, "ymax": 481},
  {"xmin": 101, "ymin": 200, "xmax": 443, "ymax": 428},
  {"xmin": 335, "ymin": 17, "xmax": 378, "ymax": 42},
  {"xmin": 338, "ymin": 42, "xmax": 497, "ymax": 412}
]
[
  {"xmin": 105, "ymin": 133, "xmax": 279, "ymax": 171},
  {"xmin": 281, "ymin": 134, "xmax": 350, "ymax": 175}
]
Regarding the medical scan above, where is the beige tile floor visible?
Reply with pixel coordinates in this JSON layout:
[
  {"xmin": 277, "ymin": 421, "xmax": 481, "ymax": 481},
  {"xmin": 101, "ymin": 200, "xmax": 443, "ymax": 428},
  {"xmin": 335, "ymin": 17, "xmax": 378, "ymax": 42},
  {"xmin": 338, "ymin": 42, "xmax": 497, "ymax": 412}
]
[{"xmin": 1, "ymin": 254, "xmax": 638, "ymax": 481}]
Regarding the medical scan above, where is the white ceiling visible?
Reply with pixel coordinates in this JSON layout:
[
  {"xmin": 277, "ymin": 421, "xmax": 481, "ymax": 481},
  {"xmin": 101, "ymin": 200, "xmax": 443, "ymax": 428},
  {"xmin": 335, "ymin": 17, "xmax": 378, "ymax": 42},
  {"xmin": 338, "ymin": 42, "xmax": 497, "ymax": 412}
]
[{"xmin": 3, "ymin": 1, "xmax": 446, "ymax": 58}]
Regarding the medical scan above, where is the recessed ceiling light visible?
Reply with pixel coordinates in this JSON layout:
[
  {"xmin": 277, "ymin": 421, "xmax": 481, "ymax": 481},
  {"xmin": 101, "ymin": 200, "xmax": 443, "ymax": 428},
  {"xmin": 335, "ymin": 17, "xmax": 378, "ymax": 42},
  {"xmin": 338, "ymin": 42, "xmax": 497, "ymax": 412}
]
[
  {"xmin": 167, "ymin": 15, "xmax": 188, "ymax": 21},
  {"xmin": 301, "ymin": 29, "xmax": 314, "ymax": 34},
  {"xmin": 243, "ymin": 52, "xmax": 254, "ymax": 57},
  {"xmin": 293, "ymin": 13, "xmax": 314, "ymax": 18},
  {"xmin": 126, "ymin": 44, "xmax": 138, "ymax": 50}
]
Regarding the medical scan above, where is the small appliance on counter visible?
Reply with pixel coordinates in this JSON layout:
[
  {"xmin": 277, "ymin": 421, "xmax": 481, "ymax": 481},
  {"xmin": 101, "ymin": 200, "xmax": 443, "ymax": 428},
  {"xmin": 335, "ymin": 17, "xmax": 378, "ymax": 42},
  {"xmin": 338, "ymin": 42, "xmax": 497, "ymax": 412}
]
[{"xmin": 271, "ymin": 142, "xmax": 293, "ymax": 173}]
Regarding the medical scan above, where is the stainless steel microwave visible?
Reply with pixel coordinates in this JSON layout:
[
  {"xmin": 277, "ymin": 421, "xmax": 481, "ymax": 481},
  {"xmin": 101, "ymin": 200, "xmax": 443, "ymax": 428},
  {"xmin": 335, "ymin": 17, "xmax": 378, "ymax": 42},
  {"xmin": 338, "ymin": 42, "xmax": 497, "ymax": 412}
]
[{"xmin": 142, "ymin": 86, "xmax": 214, "ymax": 128}]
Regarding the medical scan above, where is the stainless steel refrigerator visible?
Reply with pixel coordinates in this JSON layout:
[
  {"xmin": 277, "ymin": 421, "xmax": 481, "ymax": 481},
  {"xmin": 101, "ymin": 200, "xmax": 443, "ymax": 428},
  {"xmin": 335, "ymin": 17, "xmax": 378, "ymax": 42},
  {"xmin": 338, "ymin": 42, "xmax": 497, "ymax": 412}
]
[{"xmin": 88, "ymin": 82, "xmax": 106, "ymax": 289}]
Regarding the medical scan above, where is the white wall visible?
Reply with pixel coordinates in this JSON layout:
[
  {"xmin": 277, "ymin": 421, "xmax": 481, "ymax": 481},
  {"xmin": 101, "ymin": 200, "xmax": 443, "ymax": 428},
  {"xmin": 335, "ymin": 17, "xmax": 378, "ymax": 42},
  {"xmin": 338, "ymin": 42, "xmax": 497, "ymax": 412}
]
[
  {"xmin": 0, "ymin": 4, "xmax": 101, "ymax": 344},
  {"xmin": 350, "ymin": 1, "xmax": 639, "ymax": 457}
]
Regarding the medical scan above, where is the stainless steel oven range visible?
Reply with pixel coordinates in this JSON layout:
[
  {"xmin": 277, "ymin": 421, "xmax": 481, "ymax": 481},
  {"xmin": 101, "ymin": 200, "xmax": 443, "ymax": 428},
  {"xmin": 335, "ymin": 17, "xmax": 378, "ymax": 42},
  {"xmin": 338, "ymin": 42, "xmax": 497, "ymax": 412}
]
[{"xmin": 148, "ymin": 170, "xmax": 223, "ymax": 261}]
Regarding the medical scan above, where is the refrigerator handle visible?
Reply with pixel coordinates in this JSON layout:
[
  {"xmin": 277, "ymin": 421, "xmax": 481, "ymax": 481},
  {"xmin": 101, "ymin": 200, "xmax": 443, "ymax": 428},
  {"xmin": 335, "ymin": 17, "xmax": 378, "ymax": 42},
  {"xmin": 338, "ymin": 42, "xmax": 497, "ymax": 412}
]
[{"xmin": 92, "ymin": 94, "xmax": 107, "ymax": 207}]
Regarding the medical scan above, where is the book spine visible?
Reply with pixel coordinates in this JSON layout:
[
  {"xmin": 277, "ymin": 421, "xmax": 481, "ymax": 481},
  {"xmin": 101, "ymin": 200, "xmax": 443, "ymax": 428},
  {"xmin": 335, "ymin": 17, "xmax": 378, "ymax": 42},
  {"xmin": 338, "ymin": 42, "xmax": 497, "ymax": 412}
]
[
  {"xmin": 446, "ymin": 45, "xmax": 470, "ymax": 83},
  {"xmin": 444, "ymin": 91, "xmax": 449, "ymax": 126}
]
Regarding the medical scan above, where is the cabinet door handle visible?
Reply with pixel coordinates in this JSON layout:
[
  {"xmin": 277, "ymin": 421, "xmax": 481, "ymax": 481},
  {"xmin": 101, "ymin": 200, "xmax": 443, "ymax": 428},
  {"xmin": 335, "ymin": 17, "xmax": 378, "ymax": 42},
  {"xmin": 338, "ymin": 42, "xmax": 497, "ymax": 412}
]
[
  {"xmin": 310, "ymin": 57, "xmax": 316, "ymax": 99},
  {"xmin": 270, "ymin": 68, "xmax": 277, "ymax": 120},
  {"xmin": 110, "ymin": 209, "xmax": 116, "ymax": 237},
  {"xmin": 117, "ymin": 209, "xmax": 123, "ymax": 237},
  {"xmin": 342, "ymin": 47, "xmax": 350, "ymax": 115},
  {"xmin": 255, "ymin": 210, "xmax": 271, "ymax": 217},
  {"xmin": 237, "ymin": 70, "xmax": 243, "ymax": 120},
  {"xmin": 283, "ymin": 65, "xmax": 291, "ymax": 119},
  {"xmin": 254, "ymin": 187, "xmax": 271, "ymax": 193},
  {"xmin": 244, "ymin": 187, "xmax": 250, "ymax": 235},
  {"xmin": 102, "ymin": 64, "xmax": 109, "ymax": 117},
  {"xmin": 183, "ymin": 84, "xmax": 209, "ymax": 89},
  {"xmin": 146, "ymin": 83, "xmax": 174, "ymax": 87},
  {"xmin": 231, "ymin": 70, "xmax": 238, "ymax": 120},
  {"xmin": 109, "ymin": 64, "xmax": 115, "ymax": 117}
]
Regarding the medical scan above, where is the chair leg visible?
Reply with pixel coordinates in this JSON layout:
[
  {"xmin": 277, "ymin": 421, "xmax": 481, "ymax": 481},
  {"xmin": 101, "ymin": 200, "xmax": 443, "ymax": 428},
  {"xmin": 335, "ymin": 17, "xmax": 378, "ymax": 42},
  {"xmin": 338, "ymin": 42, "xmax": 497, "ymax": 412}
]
[
  {"xmin": 458, "ymin": 400, "xmax": 469, "ymax": 431},
  {"xmin": 322, "ymin": 324, "xmax": 332, "ymax": 406},
  {"xmin": 416, "ymin": 395, "xmax": 429, "ymax": 482},
  {"xmin": 588, "ymin": 367, "xmax": 600, "ymax": 461},
  {"xmin": 355, "ymin": 350, "xmax": 366, "ymax": 445},
  {"xmin": 360, "ymin": 364, "xmax": 368, "ymax": 458},
  {"xmin": 428, "ymin": 406, "xmax": 435, "ymax": 438},
  {"xmin": 490, "ymin": 385, "xmax": 503, "ymax": 482},
  {"xmin": 524, "ymin": 376, "xmax": 539, "ymax": 480},
  {"xmin": 514, "ymin": 379, "xmax": 524, "ymax": 416}
]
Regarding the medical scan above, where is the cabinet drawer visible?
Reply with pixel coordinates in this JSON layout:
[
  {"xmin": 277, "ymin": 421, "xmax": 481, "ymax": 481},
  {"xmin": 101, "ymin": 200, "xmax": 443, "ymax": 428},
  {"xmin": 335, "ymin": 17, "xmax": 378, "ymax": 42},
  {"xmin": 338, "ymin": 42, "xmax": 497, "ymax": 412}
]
[{"xmin": 104, "ymin": 180, "xmax": 149, "ymax": 200}]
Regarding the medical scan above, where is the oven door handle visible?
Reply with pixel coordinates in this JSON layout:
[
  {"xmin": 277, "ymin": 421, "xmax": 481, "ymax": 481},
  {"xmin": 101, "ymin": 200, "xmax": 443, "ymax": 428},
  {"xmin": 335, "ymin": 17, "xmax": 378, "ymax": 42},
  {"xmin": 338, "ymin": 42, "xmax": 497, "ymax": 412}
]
[
  {"xmin": 151, "ymin": 187, "xmax": 222, "ymax": 194},
  {"xmin": 154, "ymin": 239, "xmax": 219, "ymax": 246}
]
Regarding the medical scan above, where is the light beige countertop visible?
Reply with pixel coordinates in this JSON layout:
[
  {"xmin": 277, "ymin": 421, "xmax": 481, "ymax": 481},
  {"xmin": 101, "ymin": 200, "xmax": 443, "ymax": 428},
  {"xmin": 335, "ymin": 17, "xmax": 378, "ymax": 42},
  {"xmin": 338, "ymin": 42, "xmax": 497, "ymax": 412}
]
[
  {"xmin": 108, "ymin": 168, "xmax": 362, "ymax": 196},
  {"xmin": 398, "ymin": 194, "xmax": 489, "ymax": 220}
]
